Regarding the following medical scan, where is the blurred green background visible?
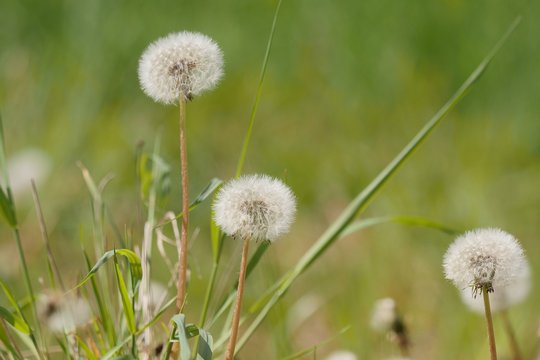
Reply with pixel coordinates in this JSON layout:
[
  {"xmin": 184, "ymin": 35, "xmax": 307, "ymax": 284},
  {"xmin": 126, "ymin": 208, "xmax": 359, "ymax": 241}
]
[{"xmin": 1, "ymin": 0, "xmax": 539, "ymax": 359}]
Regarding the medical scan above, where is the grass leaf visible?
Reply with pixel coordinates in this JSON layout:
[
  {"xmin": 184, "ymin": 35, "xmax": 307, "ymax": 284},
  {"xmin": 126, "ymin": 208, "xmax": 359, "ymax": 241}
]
[
  {"xmin": 73, "ymin": 249, "xmax": 142, "ymax": 290},
  {"xmin": 195, "ymin": 327, "xmax": 213, "ymax": 360},
  {"xmin": 113, "ymin": 253, "xmax": 137, "ymax": 335},
  {"xmin": 171, "ymin": 314, "xmax": 191, "ymax": 360},
  {"xmin": 0, "ymin": 307, "xmax": 30, "ymax": 334}
]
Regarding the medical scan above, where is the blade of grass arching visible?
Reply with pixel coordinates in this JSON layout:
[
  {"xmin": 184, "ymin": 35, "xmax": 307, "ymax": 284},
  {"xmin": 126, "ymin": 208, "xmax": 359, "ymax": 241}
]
[
  {"xmin": 31, "ymin": 180, "xmax": 66, "ymax": 291},
  {"xmin": 156, "ymin": 177, "xmax": 222, "ymax": 228},
  {"xmin": 82, "ymin": 249, "xmax": 116, "ymax": 347},
  {"xmin": 280, "ymin": 326, "xmax": 350, "ymax": 360},
  {"xmin": 235, "ymin": 0, "xmax": 283, "ymax": 178},
  {"xmin": 171, "ymin": 314, "xmax": 191, "ymax": 360},
  {"xmin": 5, "ymin": 322, "xmax": 40, "ymax": 360},
  {"xmin": 0, "ymin": 306, "xmax": 30, "ymax": 334},
  {"xmin": 0, "ymin": 319, "xmax": 23, "ymax": 358},
  {"xmin": 342, "ymin": 215, "xmax": 461, "ymax": 238},
  {"xmin": 232, "ymin": 18, "xmax": 521, "ymax": 354},
  {"xmin": 73, "ymin": 249, "xmax": 142, "ymax": 290}
]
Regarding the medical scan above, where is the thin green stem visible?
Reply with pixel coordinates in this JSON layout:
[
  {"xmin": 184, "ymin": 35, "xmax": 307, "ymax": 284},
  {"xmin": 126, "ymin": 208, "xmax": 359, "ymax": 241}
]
[
  {"xmin": 224, "ymin": 237, "xmax": 250, "ymax": 360},
  {"xmin": 483, "ymin": 286, "xmax": 498, "ymax": 360},
  {"xmin": 235, "ymin": 0, "xmax": 283, "ymax": 178},
  {"xmin": 13, "ymin": 228, "xmax": 44, "ymax": 359}
]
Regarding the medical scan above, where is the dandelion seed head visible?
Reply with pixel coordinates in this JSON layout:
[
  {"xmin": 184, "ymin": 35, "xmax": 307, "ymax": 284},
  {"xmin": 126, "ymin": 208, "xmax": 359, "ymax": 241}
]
[
  {"xmin": 370, "ymin": 297, "xmax": 397, "ymax": 332},
  {"xmin": 324, "ymin": 350, "xmax": 358, "ymax": 360},
  {"xmin": 138, "ymin": 31, "xmax": 223, "ymax": 104},
  {"xmin": 38, "ymin": 291, "xmax": 92, "ymax": 333},
  {"xmin": 443, "ymin": 228, "xmax": 527, "ymax": 295},
  {"xmin": 213, "ymin": 174, "xmax": 296, "ymax": 242},
  {"xmin": 460, "ymin": 260, "xmax": 531, "ymax": 313}
]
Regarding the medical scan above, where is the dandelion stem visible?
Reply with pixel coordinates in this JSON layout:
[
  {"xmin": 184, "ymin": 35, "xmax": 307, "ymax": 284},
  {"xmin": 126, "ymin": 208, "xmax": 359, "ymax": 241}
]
[
  {"xmin": 483, "ymin": 285, "xmax": 498, "ymax": 360},
  {"xmin": 224, "ymin": 237, "xmax": 250, "ymax": 360},
  {"xmin": 177, "ymin": 96, "xmax": 189, "ymax": 312},
  {"xmin": 500, "ymin": 310, "xmax": 521, "ymax": 360}
]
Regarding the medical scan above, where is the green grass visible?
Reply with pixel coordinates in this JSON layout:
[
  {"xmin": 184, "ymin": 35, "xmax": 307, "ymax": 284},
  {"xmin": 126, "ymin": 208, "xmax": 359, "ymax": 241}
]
[{"xmin": 0, "ymin": 0, "xmax": 539, "ymax": 359}]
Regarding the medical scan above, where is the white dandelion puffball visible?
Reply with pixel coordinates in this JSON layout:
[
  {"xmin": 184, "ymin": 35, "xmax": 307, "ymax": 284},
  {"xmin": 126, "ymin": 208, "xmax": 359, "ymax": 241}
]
[
  {"xmin": 443, "ymin": 228, "xmax": 527, "ymax": 294},
  {"xmin": 325, "ymin": 350, "xmax": 358, "ymax": 360},
  {"xmin": 460, "ymin": 260, "xmax": 531, "ymax": 313},
  {"xmin": 138, "ymin": 31, "xmax": 223, "ymax": 104},
  {"xmin": 370, "ymin": 297, "xmax": 397, "ymax": 332},
  {"xmin": 213, "ymin": 174, "xmax": 296, "ymax": 242},
  {"xmin": 37, "ymin": 291, "xmax": 92, "ymax": 333}
]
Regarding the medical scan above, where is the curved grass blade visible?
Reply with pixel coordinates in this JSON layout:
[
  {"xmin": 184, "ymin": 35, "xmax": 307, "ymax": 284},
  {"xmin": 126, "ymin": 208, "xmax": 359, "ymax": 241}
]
[
  {"xmin": 72, "ymin": 249, "xmax": 142, "ymax": 291},
  {"xmin": 0, "ymin": 319, "xmax": 23, "ymax": 358},
  {"xmin": 77, "ymin": 336, "xmax": 99, "ymax": 360},
  {"xmin": 342, "ymin": 215, "xmax": 460, "ymax": 238},
  {"xmin": 231, "ymin": 17, "xmax": 522, "ymax": 354},
  {"xmin": 157, "ymin": 178, "xmax": 223, "ymax": 228},
  {"xmin": 171, "ymin": 314, "xmax": 191, "ymax": 360},
  {"xmin": 195, "ymin": 328, "xmax": 213, "ymax": 360},
  {"xmin": 280, "ymin": 326, "xmax": 350, "ymax": 360},
  {"xmin": 0, "ymin": 307, "xmax": 30, "ymax": 334}
]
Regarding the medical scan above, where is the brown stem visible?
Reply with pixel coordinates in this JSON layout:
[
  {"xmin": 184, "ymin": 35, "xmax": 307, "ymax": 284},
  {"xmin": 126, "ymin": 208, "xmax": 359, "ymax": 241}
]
[
  {"xmin": 500, "ymin": 310, "xmax": 521, "ymax": 360},
  {"xmin": 483, "ymin": 286, "xmax": 498, "ymax": 360},
  {"xmin": 176, "ymin": 96, "xmax": 189, "ymax": 312},
  {"xmin": 224, "ymin": 237, "xmax": 250, "ymax": 360}
]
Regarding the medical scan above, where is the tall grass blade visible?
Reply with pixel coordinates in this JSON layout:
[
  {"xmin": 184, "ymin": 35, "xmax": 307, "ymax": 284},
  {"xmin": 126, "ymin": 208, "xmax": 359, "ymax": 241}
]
[
  {"xmin": 113, "ymin": 254, "xmax": 137, "ymax": 335},
  {"xmin": 0, "ymin": 307, "xmax": 30, "ymax": 334},
  {"xmin": 232, "ymin": 17, "xmax": 521, "ymax": 353},
  {"xmin": 235, "ymin": 0, "xmax": 283, "ymax": 178}
]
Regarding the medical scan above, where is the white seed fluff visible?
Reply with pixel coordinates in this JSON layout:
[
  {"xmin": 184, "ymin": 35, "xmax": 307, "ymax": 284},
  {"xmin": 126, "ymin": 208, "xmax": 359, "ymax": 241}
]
[
  {"xmin": 443, "ymin": 228, "xmax": 527, "ymax": 294},
  {"xmin": 324, "ymin": 351, "xmax": 358, "ymax": 360},
  {"xmin": 460, "ymin": 260, "xmax": 531, "ymax": 313},
  {"xmin": 370, "ymin": 297, "xmax": 398, "ymax": 332},
  {"xmin": 213, "ymin": 174, "xmax": 296, "ymax": 242},
  {"xmin": 37, "ymin": 291, "xmax": 92, "ymax": 333},
  {"xmin": 138, "ymin": 31, "xmax": 223, "ymax": 104}
]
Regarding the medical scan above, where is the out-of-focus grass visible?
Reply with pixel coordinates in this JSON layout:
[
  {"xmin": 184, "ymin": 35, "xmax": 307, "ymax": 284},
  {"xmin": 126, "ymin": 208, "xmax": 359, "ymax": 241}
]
[{"xmin": 1, "ymin": 0, "xmax": 539, "ymax": 359}]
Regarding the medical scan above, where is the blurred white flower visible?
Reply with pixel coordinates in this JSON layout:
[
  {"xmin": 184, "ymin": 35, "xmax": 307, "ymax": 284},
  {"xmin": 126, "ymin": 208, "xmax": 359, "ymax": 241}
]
[
  {"xmin": 443, "ymin": 228, "xmax": 527, "ymax": 295},
  {"xmin": 213, "ymin": 174, "xmax": 296, "ymax": 241},
  {"xmin": 460, "ymin": 260, "xmax": 531, "ymax": 313},
  {"xmin": 325, "ymin": 350, "xmax": 358, "ymax": 360},
  {"xmin": 138, "ymin": 31, "xmax": 223, "ymax": 104},
  {"xmin": 38, "ymin": 291, "xmax": 92, "ymax": 333},
  {"xmin": 7, "ymin": 148, "xmax": 51, "ymax": 196},
  {"xmin": 370, "ymin": 297, "xmax": 397, "ymax": 332}
]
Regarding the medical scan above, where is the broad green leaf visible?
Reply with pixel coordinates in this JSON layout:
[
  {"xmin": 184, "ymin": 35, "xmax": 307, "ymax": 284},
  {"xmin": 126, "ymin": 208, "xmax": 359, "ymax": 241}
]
[
  {"xmin": 0, "ymin": 307, "xmax": 30, "ymax": 334},
  {"xmin": 171, "ymin": 314, "xmax": 191, "ymax": 360},
  {"xmin": 231, "ymin": 17, "xmax": 522, "ymax": 354},
  {"xmin": 113, "ymin": 254, "xmax": 136, "ymax": 335},
  {"xmin": 74, "ymin": 249, "xmax": 142, "ymax": 290}
]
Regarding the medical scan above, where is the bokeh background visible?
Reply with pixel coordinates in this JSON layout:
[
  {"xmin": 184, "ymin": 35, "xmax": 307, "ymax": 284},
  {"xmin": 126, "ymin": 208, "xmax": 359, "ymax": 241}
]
[{"xmin": 1, "ymin": 0, "xmax": 539, "ymax": 359}]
